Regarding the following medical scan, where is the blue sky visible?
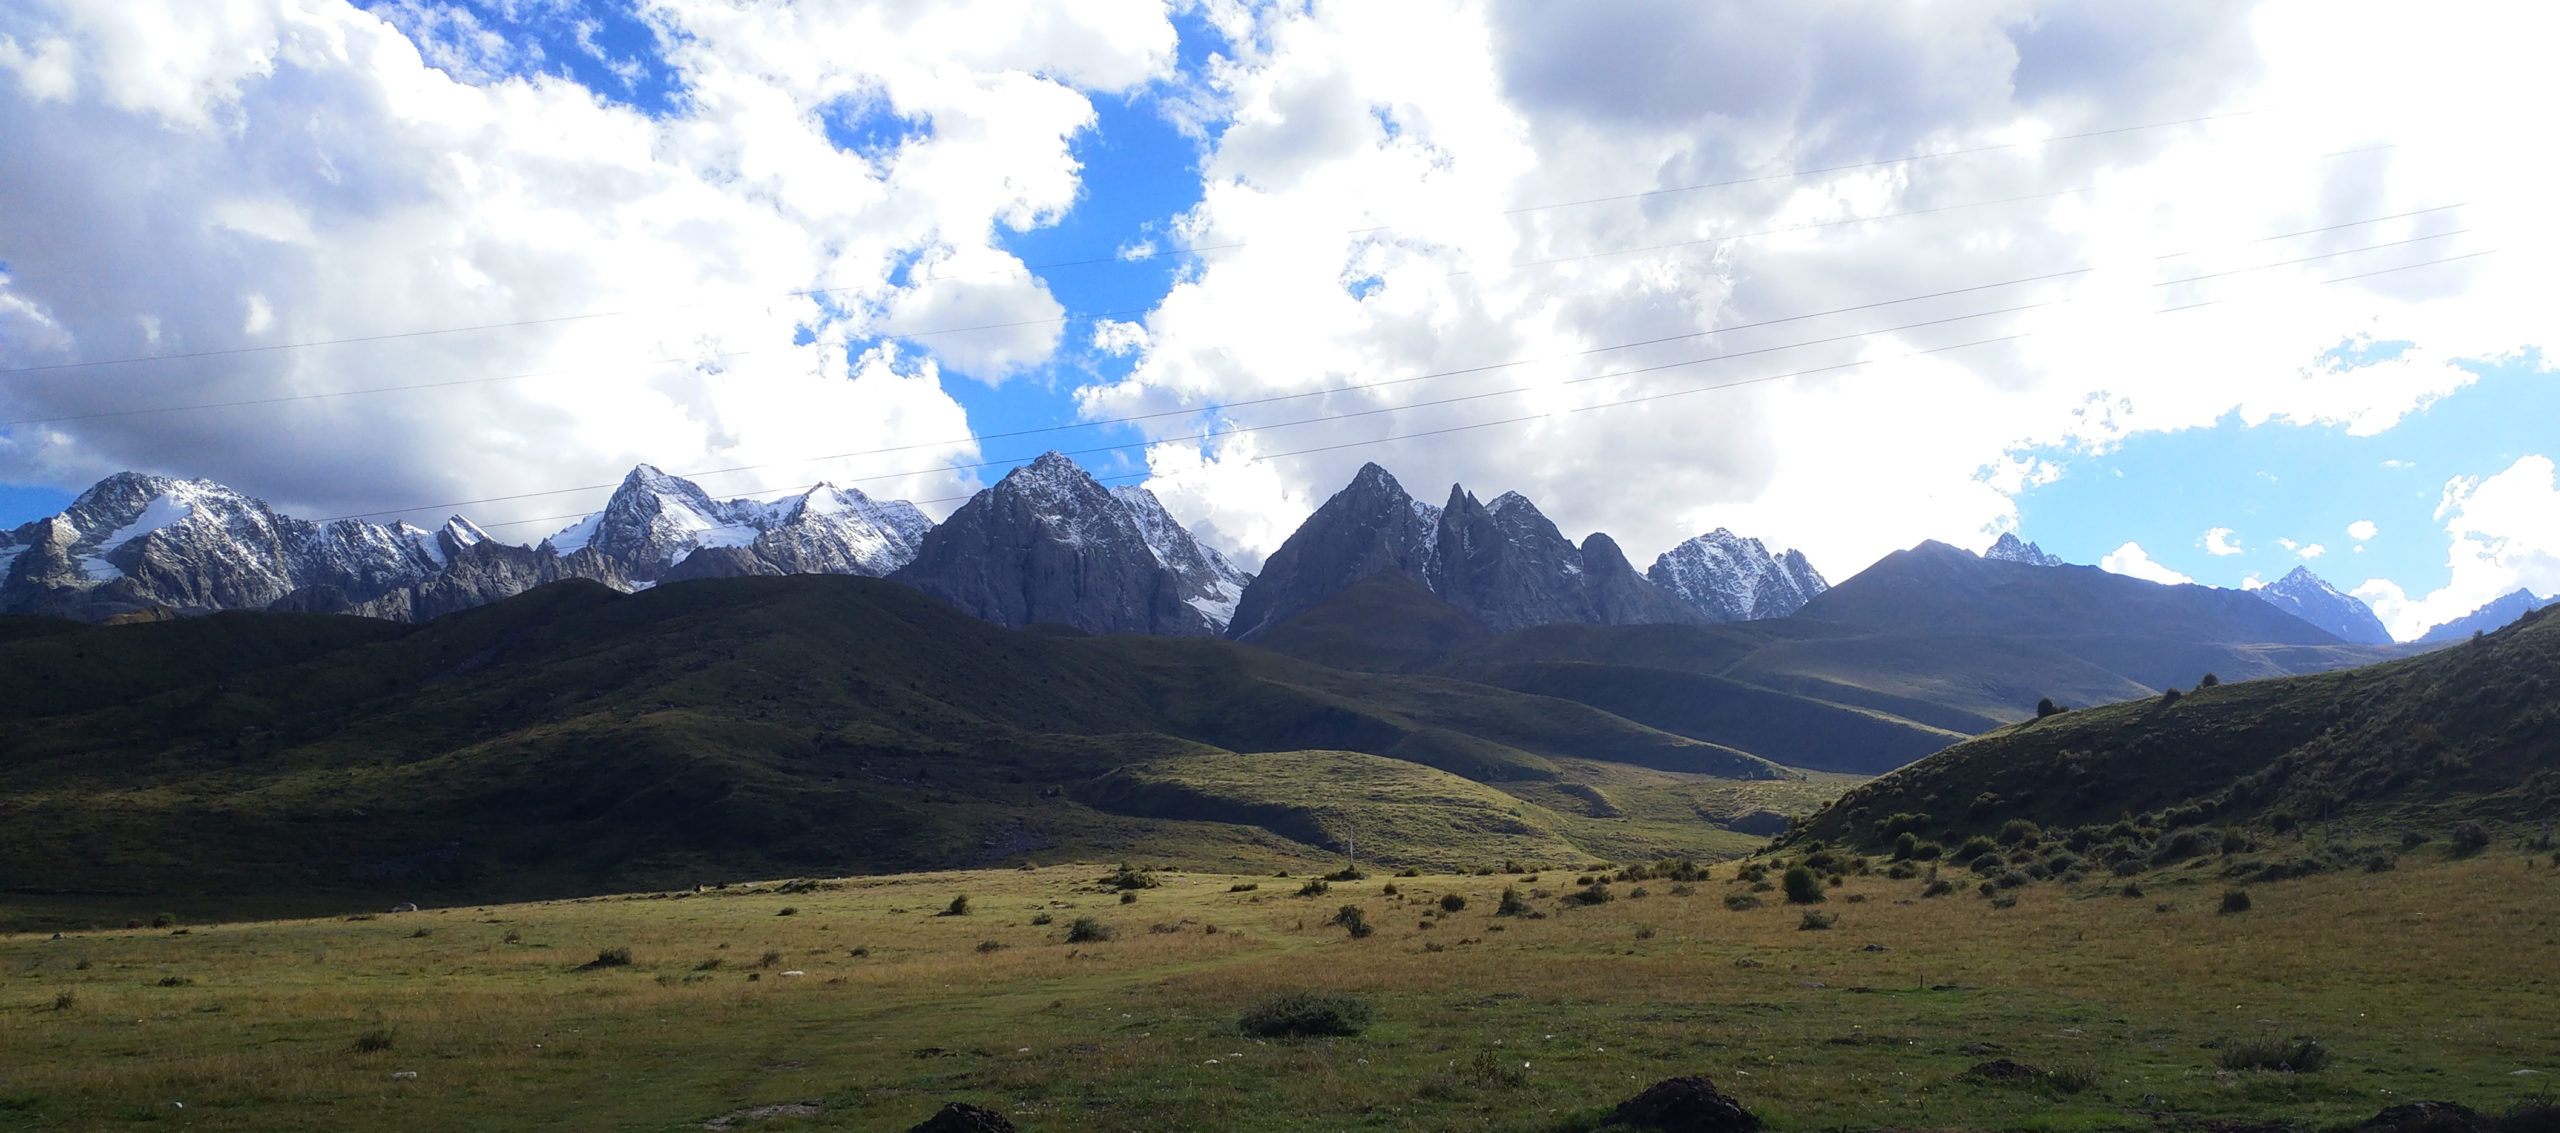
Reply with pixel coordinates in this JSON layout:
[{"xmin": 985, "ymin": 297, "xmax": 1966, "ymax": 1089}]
[{"xmin": 2012, "ymin": 353, "xmax": 2555, "ymax": 599}]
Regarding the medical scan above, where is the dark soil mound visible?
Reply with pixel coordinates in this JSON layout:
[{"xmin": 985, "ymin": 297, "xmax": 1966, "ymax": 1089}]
[
  {"xmin": 1606, "ymin": 1075, "xmax": 1762, "ymax": 1133},
  {"xmin": 2356, "ymin": 1102, "xmax": 2491, "ymax": 1133},
  {"xmin": 909, "ymin": 1102, "xmax": 1017, "ymax": 1133},
  {"xmin": 1967, "ymin": 1058, "xmax": 2045, "ymax": 1081}
]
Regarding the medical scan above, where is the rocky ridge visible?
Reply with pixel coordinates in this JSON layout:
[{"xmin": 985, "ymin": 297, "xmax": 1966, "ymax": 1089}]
[
  {"xmin": 2252, "ymin": 565, "xmax": 2395, "ymax": 645},
  {"xmin": 1228, "ymin": 462, "xmax": 1820, "ymax": 638}
]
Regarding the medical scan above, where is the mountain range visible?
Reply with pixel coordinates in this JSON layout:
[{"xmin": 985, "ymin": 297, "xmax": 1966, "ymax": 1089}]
[{"xmin": 5, "ymin": 452, "xmax": 2503, "ymax": 649}]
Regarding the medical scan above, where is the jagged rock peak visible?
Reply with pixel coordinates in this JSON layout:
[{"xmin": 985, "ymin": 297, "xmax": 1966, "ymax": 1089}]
[
  {"xmin": 1227, "ymin": 462, "xmax": 1444, "ymax": 639},
  {"xmin": 889, "ymin": 450, "xmax": 1230, "ymax": 636},
  {"xmin": 2252, "ymin": 565, "xmax": 2394, "ymax": 645},
  {"xmin": 1984, "ymin": 532, "xmax": 2066, "ymax": 567},
  {"xmin": 1646, "ymin": 528, "xmax": 1829, "ymax": 622}
]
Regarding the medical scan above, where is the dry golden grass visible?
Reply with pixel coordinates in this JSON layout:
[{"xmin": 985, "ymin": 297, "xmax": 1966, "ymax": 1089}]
[{"xmin": 3, "ymin": 852, "xmax": 2556, "ymax": 1131}]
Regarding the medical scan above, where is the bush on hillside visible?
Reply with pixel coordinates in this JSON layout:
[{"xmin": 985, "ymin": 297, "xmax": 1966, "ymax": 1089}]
[
  {"xmin": 2450, "ymin": 821, "xmax": 2491, "ymax": 856},
  {"xmin": 2035, "ymin": 697, "xmax": 2064, "ymax": 718},
  {"xmin": 1438, "ymin": 893, "xmax": 1467, "ymax": 913},
  {"xmin": 1330, "ymin": 905, "xmax": 1373, "ymax": 939},
  {"xmin": 1065, "ymin": 917, "xmax": 1112, "ymax": 943},
  {"xmin": 2219, "ymin": 889, "xmax": 2252, "ymax": 914},
  {"xmin": 1781, "ymin": 866, "xmax": 1825, "ymax": 905},
  {"xmin": 1495, "ymin": 887, "xmax": 1533, "ymax": 917},
  {"xmin": 1240, "ymin": 991, "xmax": 1373, "ymax": 1038}
]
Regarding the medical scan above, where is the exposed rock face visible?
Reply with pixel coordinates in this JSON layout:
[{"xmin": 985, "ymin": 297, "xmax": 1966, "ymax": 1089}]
[
  {"xmin": 1112, "ymin": 485, "xmax": 1252, "ymax": 630},
  {"xmin": 1646, "ymin": 529, "xmax": 1829, "ymax": 622},
  {"xmin": 889, "ymin": 452, "xmax": 1239, "ymax": 636},
  {"xmin": 2418, "ymin": 587, "xmax": 2552, "ymax": 643},
  {"xmin": 1230, "ymin": 464, "xmax": 1725, "ymax": 637},
  {"xmin": 1228, "ymin": 462, "xmax": 1444, "ymax": 639},
  {"xmin": 0, "ymin": 473, "xmax": 446, "ymax": 620},
  {"xmin": 1983, "ymin": 532, "xmax": 2066, "ymax": 567},
  {"xmin": 2254, "ymin": 565, "xmax": 2395, "ymax": 645}
]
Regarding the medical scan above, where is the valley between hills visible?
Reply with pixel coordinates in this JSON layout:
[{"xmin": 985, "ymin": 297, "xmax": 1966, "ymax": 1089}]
[{"xmin": 2, "ymin": 456, "xmax": 2555, "ymax": 1133}]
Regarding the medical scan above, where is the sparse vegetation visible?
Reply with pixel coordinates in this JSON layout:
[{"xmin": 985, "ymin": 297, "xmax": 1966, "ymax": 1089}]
[
  {"xmin": 1065, "ymin": 917, "xmax": 1112, "ymax": 943},
  {"xmin": 1239, "ymin": 991, "xmax": 1373, "ymax": 1038},
  {"xmin": 2219, "ymin": 1037, "xmax": 2330, "ymax": 1073}
]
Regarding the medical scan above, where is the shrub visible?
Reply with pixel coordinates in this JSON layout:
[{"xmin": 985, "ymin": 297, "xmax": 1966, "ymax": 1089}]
[
  {"xmin": 1438, "ymin": 893, "xmax": 1467, "ymax": 913},
  {"xmin": 1995, "ymin": 870, "xmax": 2030, "ymax": 890},
  {"xmin": 156, "ymin": 975, "xmax": 194, "ymax": 987},
  {"xmin": 1118, "ymin": 892, "xmax": 1138, "ymax": 905},
  {"xmin": 757, "ymin": 949, "xmax": 783, "ymax": 968},
  {"xmin": 694, "ymin": 958, "xmax": 723, "ymax": 971},
  {"xmin": 1495, "ymin": 887, "xmax": 1533, "ymax": 917},
  {"xmin": 1724, "ymin": 893, "xmax": 1763, "ymax": 911},
  {"xmin": 1893, "ymin": 832, "xmax": 1919, "ymax": 860},
  {"xmin": 975, "ymin": 940, "xmax": 1005, "ymax": 953},
  {"xmin": 1798, "ymin": 911, "xmax": 1836, "ymax": 931},
  {"xmin": 1331, "ymin": 905, "xmax": 1374, "ymax": 939},
  {"xmin": 775, "ymin": 906, "xmax": 797, "ymax": 917},
  {"xmin": 1066, "ymin": 917, "xmax": 1112, "ymax": 943},
  {"xmin": 1396, "ymin": 867, "xmax": 1423, "ymax": 877},
  {"xmin": 351, "ymin": 1027, "xmax": 396, "ymax": 1053},
  {"xmin": 1922, "ymin": 878, "xmax": 1955, "ymax": 898},
  {"xmin": 1324, "ymin": 867, "xmax": 1367, "ymax": 882},
  {"xmin": 1228, "ymin": 882, "xmax": 1259, "ymax": 893},
  {"xmin": 1101, "ymin": 865, "xmax": 1158, "ymax": 891},
  {"xmin": 1633, "ymin": 923, "xmax": 1656, "ymax": 940},
  {"xmin": 2221, "ymin": 828, "xmax": 2252, "ymax": 855},
  {"xmin": 1030, "ymin": 913, "xmax": 1054, "ymax": 926},
  {"xmin": 1296, "ymin": 879, "xmax": 1331, "ymax": 898},
  {"xmin": 2035, "ymin": 697, "xmax": 2063, "ymax": 718},
  {"xmin": 52, "ymin": 990, "xmax": 76, "ymax": 1011},
  {"xmin": 1561, "ymin": 883, "xmax": 1614, "ymax": 907},
  {"xmin": 2161, "ymin": 687, "xmax": 2183, "ymax": 704},
  {"xmin": 1955, "ymin": 835, "xmax": 1998, "ymax": 860},
  {"xmin": 943, "ymin": 895, "xmax": 970, "ymax": 917},
  {"xmin": 1998, "ymin": 820, "xmax": 2041, "ymax": 847},
  {"xmin": 2120, "ymin": 882, "xmax": 2144, "ymax": 898},
  {"xmin": 501, "ymin": 929, "xmax": 522, "ymax": 944},
  {"xmin": 1628, "ymin": 886, "xmax": 1649, "ymax": 899},
  {"xmin": 2450, "ymin": 821, "xmax": 2491, "ymax": 856},
  {"xmin": 150, "ymin": 913, "xmax": 176, "ymax": 928},
  {"xmin": 1781, "ymin": 865, "xmax": 1825, "ymax": 905},
  {"xmin": 2198, "ymin": 672, "xmax": 2220, "ymax": 687},
  {"xmin": 1733, "ymin": 863, "xmax": 1769, "ymax": 884},
  {"xmin": 2219, "ymin": 889, "xmax": 2252, "ymax": 914},
  {"xmin": 579, "ymin": 948, "xmax": 634, "ymax": 970},
  {"xmin": 2219, "ymin": 1037, "xmax": 2329, "ymax": 1073},
  {"xmin": 1239, "ymin": 991, "xmax": 1373, "ymax": 1038},
  {"xmin": 1669, "ymin": 883, "xmax": 1696, "ymax": 897}
]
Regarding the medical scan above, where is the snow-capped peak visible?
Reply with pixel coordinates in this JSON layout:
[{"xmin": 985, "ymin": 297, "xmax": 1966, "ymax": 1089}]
[
  {"xmin": 1647, "ymin": 527, "xmax": 1830, "ymax": 622},
  {"xmin": 1984, "ymin": 532, "xmax": 2066, "ymax": 567}
]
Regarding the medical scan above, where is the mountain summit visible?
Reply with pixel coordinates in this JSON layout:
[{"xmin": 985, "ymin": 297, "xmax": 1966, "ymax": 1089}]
[
  {"xmin": 1228, "ymin": 463, "xmax": 1815, "ymax": 638},
  {"xmin": 889, "ymin": 451, "xmax": 1248, "ymax": 636},
  {"xmin": 1982, "ymin": 532, "xmax": 2066, "ymax": 567},
  {"xmin": 2253, "ymin": 566, "xmax": 2394, "ymax": 644}
]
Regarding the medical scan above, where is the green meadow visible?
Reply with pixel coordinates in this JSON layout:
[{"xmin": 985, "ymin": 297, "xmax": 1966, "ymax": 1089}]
[{"xmin": 5, "ymin": 847, "xmax": 2555, "ymax": 1132}]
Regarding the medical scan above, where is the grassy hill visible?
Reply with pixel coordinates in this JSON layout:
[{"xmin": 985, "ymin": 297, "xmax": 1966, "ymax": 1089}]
[
  {"xmin": 1785, "ymin": 602, "xmax": 2560, "ymax": 855},
  {"xmin": 0, "ymin": 576, "xmax": 1806, "ymax": 920}
]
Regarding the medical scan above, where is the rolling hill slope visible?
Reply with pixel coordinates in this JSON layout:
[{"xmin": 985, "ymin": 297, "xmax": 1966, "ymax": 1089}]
[
  {"xmin": 0, "ymin": 575, "xmax": 1792, "ymax": 917},
  {"xmin": 1785, "ymin": 603, "xmax": 2560, "ymax": 853}
]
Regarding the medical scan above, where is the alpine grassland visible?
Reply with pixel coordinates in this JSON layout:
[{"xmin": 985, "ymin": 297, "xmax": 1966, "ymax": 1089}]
[{"xmin": 3, "ymin": 847, "xmax": 2555, "ymax": 1131}]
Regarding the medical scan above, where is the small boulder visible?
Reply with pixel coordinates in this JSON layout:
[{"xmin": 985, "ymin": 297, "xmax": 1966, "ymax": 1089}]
[
  {"xmin": 1605, "ymin": 1075, "xmax": 1762, "ymax": 1133},
  {"xmin": 909, "ymin": 1102, "xmax": 1018, "ymax": 1133}
]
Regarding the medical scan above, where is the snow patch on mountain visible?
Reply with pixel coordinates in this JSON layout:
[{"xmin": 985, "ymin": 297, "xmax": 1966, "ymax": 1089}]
[
  {"xmin": 1646, "ymin": 529, "xmax": 1830, "ymax": 622},
  {"xmin": 1114, "ymin": 484, "xmax": 1253, "ymax": 631},
  {"xmin": 1983, "ymin": 532, "xmax": 2067, "ymax": 567},
  {"xmin": 2252, "ymin": 565, "xmax": 2395, "ymax": 645}
]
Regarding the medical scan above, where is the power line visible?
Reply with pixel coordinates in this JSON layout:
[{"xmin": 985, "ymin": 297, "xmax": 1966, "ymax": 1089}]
[
  {"xmin": 316, "ymin": 208, "xmax": 2466, "ymax": 523},
  {"xmin": 450, "ymin": 240, "xmax": 2487, "ymax": 534},
  {"xmin": 1, "ymin": 108, "xmax": 2317, "ymax": 377}
]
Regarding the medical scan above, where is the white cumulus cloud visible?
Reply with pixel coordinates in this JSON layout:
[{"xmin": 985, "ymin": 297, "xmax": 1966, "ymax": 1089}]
[
  {"xmin": 2101, "ymin": 541, "xmax": 2194, "ymax": 586},
  {"xmin": 2357, "ymin": 454, "xmax": 2560, "ymax": 638},
  {"xmin": 2347, "ymin": 518, "xmax": 2378, "ymax": 541},
  {"xmin": 0, "ymin": 0, "xmax": 1176, "ymax": 531},
  {"xmin": 2201, "ymin": 526, "xmax": 2242, "ymax": 556}
]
